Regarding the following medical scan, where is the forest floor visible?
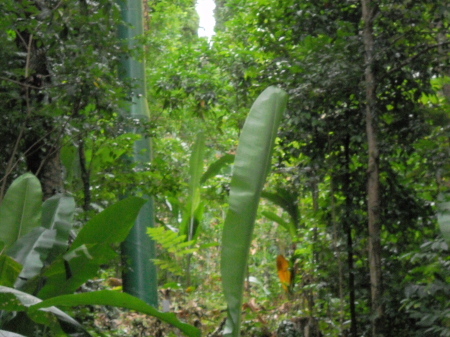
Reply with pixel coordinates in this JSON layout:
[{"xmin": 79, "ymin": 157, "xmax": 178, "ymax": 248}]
[{"xmin": 76, "ymin": 277, "xmax": 320, "ymax": 337}]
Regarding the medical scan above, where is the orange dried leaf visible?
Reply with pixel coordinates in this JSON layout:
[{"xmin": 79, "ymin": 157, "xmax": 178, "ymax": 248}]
[{"xmin": 276, "ymin": 255, "xmax": 291, "ymax": 291}]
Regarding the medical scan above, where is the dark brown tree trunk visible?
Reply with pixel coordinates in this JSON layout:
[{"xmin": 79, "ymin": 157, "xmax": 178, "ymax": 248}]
[
  {"xmin": 361, "ymin": 0, "xmax": 384, "ymax": 336},
  {"xmin": 34, "ymin": 143, "xmax": 64, "ymax": 200},
  {"xmin": 78, "ymin": 137, "xmax": 91, "ymax": 211},
  {"xmin": 15, "ymin": 4, "xmax": 64, "ymax": 201}
]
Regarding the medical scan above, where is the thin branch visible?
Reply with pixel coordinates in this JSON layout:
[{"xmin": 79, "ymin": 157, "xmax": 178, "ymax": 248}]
[
  {"xmin": 51, "ymin": 0, "xmax": 64, "ymax": 11},
  {"xmin": 15, "ymin": 30, "xmax": 28, "ymax": 50},
  {"xmin": 33, "ymin": 116, "xmax": 72, "ymax": 177},
  {"xmin": 0, "ymin": 76, "xmax": 43, "ymax": 90},
  {"xmin": 0, "ymin": 113, "xmax": 72, "ymax": 189},
  {"xmin": 382, "ymin": 41, "xmax": 450, "ymax": 80},
  {"xmin": 25, "ymin": 34, "xmax": 33, "ymax": 78}
]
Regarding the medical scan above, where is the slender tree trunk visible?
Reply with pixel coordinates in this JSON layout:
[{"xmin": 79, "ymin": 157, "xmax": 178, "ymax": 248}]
[
  {"xmin": 307, "ymin": 176, "xmax": 318, "ymax": 318},
  {"xmin": 343, "ymin": 135, "xmax": 357, "ymax": 337},
  {"xmin": 361, "ymin": 1, "xmax": 384, "ymax": 336},
  {"xmin": 311, "ymin": 176, "xmax": 319, "ymax": 264},
  {"xmin": 78, "ymin": 137, "xmax": 91, "ymax": 212},
  {"xmin": 330, "ymin": 177, "xmax": 345, "ymax": 332}
]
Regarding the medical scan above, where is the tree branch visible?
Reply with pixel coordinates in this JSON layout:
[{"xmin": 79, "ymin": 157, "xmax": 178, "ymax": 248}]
[
  {"xmin": 382, "ymin": 41, "xmax": 450, "ymax": 80},
  {"xmin": 0, "ymin": 76, "xmax": 43, "ymax": 90}
]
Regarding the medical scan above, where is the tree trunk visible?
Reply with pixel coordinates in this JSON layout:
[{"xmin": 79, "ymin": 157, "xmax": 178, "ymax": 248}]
[
  {"xmin": 329, "ymin": 177, "xmax": 345, "ymax": 333},
  {"xmin": 15, "ymin": 5, "xmax": 63, "ymax": 201},
  {"xmin": 78, "ymin": 137, "xmax": 91, "ymax": 212},
  {"xmin": 343, "ymin": 135, "xmax": 357, "ymax": 337},
  {"xmin": 360, "ymin": 0, "xmax": 384, "ymax": 336}
]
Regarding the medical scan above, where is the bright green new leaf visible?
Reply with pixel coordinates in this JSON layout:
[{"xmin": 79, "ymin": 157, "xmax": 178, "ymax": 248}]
[
  {"xmin": 30, "ymin": 291, "xmax": 201, "ymax": 337},
  {"xmin": 0, "ymin": 255, "xmax": 22, "ymax": 287},
  {"xmin": 437, "ymin": 193, "xmax": 450, "ymax": 246},
  {"xmin": 0, "ymin": 173, "xmax": 42, "ymax": 250},
  {"xmin": 220, "ymin": 86, "xmax": 287, "ymax": 337}
]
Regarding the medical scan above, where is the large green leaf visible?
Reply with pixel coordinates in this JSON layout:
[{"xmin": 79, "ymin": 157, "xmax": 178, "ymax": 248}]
[
  {"xmin": 30, "ymin": 291, "xmax": 201, "ymax": 337},
  {"xmin": 37, "ymin": 197, "xmax": 146, "ymax": 299},
  {"xmin": 220, "ymin": 86, "xmax": 287, "ymax": 337},
  {"xmin": 0, "ymin": 255, "xmax": 22, "ymax": 287},
  {"xmin": 0, "ymin": 173, "xmax": 42, "ymax": 251},
  {"xmin": 0, "ymin": 286, "xmax": 90, "ymax": 336},
  {"xmin": 437, "ymin": 193, "xmax": 450, "ymax": 246},
  {"xmin": 41, "ymin": 195, "xmax": 76, "ymax": 264},
  {"xmin": 71, "ymin": 196, "xmax": 145, "ymax": 249},
  {"xmin": 6, "ymin": 227, "xmax": 56, "ymax": 289}
]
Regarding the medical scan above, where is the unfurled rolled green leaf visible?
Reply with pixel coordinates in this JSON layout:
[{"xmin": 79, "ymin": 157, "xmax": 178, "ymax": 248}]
[
  {"xmin": 180, "ymin": 133, "xmax": 205, "ymax": 241},
  {"xmin": 437, "ymin": 193, "xmax": 450, "ymax": 246},
  {"xmin": 0, "ymin": 173, "xmax": 42, "ymax": 250},
  {"xmin": 220, "ymin": 86, "xmax": 287, "ymax": 337},
  {"xmin": 30, "ymin": 291, "xmax": 201, "ymax": 337},
  {"xmin": 0, "ymin": 255, "xmax": 22, "ymax": 287}
]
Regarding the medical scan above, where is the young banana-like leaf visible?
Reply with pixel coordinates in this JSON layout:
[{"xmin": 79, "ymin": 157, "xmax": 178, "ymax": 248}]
[
  {"xmin": 220, "ymin": 86, "xmax": 288, "ymax": 337},
  {"xmin": 0, "ymin": 174, "xmax": 42, "ymax": 252}
]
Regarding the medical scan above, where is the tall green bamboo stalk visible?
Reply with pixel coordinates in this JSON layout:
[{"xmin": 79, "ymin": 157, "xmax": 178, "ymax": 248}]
[{"xmin": 117, "ymin": 0, "xmax": 158, "ymax": 307}]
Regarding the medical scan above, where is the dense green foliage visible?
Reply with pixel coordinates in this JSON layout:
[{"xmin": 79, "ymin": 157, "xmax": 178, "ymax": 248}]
[{"xmin": 0, "ymin": 0, "xmax": 449, "ymax": 336}]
